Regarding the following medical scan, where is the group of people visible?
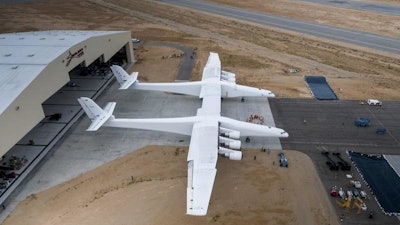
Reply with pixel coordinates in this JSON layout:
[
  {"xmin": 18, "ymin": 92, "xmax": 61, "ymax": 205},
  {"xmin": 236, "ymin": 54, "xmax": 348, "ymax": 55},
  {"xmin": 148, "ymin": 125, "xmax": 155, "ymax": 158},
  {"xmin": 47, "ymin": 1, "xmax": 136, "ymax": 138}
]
[{"xmin": 247, "ymin": 114, "xmax": 265, "ymax": 124}]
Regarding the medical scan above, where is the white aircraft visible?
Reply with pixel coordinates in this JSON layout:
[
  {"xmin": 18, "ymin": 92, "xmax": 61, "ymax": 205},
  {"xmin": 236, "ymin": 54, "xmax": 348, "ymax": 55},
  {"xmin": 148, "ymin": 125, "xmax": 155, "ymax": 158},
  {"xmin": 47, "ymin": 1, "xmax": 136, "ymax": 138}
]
[
  {"xmin": 110, "ymin": 54, "xmax": 275, "ymax": 98},
  {"xmin": 78, "ymin": 52, "xmax": 288, "ymax": 216}
]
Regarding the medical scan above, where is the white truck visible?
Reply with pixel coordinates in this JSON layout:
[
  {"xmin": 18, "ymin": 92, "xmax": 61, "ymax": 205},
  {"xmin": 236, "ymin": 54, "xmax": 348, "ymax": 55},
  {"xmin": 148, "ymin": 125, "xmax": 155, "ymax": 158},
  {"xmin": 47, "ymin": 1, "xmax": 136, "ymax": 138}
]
[{"xmin": 367, "ymin": 99, "xmax": 382, "ymax": 106}]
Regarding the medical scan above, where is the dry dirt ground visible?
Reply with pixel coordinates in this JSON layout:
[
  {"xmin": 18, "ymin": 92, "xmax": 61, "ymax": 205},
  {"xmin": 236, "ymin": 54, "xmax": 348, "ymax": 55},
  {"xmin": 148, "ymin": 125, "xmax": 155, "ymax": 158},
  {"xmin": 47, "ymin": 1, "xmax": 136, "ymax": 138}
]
[
  {"xmin": 131, "ymin": 46, "xmax": 182, "ymax": 82},
  {"xmin": 0, "ymin": 0, "xmax": 399, "ymax": 224},
  {"xmin": 3, "ymin": 147, "xmax": 338, "ymax": 225}
]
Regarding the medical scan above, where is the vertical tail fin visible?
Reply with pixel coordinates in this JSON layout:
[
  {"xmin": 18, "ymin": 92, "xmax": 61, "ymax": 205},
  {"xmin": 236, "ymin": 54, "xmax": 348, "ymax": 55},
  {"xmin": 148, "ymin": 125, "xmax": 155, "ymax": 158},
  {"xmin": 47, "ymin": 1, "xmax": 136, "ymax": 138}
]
[
  {"xmin": 110, "ymin": 65, "xmax": 138, "ymax": 89},
  {"xmin": 77, "ymin": 97, "xmax": 116, "ymax": 131}
]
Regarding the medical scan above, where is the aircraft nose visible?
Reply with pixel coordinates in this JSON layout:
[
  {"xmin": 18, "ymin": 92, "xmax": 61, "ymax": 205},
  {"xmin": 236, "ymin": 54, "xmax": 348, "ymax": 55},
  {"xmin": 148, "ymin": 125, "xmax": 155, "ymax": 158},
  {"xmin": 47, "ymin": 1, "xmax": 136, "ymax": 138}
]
[
  {"xmin": 262, "ymin": 91, "xmax": 275, "ymax": 97},
  {"xmin": 280, "ymin": 131, "xmax": 289, "ymax": 137}
]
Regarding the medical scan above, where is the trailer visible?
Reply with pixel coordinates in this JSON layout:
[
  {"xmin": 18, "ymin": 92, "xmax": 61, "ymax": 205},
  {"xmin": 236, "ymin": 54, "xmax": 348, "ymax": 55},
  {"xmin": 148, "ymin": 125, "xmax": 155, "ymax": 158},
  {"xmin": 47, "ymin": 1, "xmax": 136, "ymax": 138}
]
[
  {"xmin": 332, "ymin": 152, "xmax": 351, "ymax": 171},
  {"xmin": 322, "ymin": 151, "xmax": 339, "ymax": 170}
]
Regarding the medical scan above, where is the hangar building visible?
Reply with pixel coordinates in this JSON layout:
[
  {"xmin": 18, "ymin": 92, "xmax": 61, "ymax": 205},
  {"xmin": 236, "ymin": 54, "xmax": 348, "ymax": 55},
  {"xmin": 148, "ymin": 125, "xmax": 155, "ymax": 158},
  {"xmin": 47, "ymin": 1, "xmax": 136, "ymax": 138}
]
[
  {"xmin": 0, "ymin": 30, "xmax": 134, "ymax": 157},
  {"xmin": 0, "ymin": 30, "xmax": 134, "ymax": 204}
]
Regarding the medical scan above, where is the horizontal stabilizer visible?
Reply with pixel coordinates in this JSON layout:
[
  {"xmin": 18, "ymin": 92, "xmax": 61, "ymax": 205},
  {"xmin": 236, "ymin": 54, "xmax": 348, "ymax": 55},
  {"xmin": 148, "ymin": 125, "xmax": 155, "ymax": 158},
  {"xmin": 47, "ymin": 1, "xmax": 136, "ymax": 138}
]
[
  {"xmin": 219, "ymin": 116, "xmax": 288, "ymax": 137},
  {"xmin": 77, "ymin": 97, "xmax": 116, "ymax": 131},
  {"xmin": 110, "ymin": 65, "xmax": 138, "ymax": 89},
  {"xmin": 221, "ymin": 83, "xmax": 275, "ymax": 98}
]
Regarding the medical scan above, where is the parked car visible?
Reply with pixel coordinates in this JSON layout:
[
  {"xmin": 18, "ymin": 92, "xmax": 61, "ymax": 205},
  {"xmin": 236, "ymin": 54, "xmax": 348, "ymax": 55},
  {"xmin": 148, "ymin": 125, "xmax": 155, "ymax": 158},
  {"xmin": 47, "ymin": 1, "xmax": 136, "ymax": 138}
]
[
  {"xmin": 360, "ymin": 190, "xmax": 368, "ymax": 198},
  {"xmin": 132, "ymin": 38, "xmax": 141, "ymax": 43},
  {"xmin": 354, "ymin": 181, "xmax": 362, "ymax": 189},
  {"xmin": 354, "ymin": 117, "xmax": 370, "ymax": 127},
  {"xmin": 353, "ymin": 188, "xmax": 360, "ymax": 197}
]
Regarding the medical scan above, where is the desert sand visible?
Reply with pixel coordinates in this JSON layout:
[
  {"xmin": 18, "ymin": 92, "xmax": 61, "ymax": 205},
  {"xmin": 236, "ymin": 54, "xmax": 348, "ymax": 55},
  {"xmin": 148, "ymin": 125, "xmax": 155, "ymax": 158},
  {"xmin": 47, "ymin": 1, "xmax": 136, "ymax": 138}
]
[{"xmin": 3, "ymin": 147, "xmax": 338, "ymax": 225}]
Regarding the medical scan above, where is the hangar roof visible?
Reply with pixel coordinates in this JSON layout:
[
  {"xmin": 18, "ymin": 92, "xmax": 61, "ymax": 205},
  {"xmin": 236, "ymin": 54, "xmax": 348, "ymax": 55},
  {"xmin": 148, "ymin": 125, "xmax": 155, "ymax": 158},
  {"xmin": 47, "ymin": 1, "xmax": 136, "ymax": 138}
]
[{"xmin": 0, "ymin": 30, "xmax": 125, "ymax": 115}]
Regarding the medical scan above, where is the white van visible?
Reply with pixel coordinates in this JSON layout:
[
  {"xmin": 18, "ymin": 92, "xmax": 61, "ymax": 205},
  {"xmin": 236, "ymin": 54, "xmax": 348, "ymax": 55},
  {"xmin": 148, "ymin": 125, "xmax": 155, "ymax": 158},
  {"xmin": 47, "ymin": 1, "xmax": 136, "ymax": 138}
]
[{"xmin": 367, "ymin": 99, "xmax": 382, "ymax": 106}]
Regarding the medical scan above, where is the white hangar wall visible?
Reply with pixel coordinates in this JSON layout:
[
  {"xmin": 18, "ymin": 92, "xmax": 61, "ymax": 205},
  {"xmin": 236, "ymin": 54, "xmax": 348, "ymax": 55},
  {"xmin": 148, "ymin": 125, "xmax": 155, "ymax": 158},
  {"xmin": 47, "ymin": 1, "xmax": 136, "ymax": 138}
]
[{"xmin": 0, "ymin": 30, "xmax": 134, "ymax": 156}]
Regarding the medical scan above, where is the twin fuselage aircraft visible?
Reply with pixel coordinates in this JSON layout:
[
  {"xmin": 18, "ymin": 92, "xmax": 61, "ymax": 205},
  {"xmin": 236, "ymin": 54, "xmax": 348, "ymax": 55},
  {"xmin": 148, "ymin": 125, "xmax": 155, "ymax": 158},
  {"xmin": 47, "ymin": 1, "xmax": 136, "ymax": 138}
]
[{"xmin": 78, "ymin": 52, "xmax": 288, "ymax": 216}]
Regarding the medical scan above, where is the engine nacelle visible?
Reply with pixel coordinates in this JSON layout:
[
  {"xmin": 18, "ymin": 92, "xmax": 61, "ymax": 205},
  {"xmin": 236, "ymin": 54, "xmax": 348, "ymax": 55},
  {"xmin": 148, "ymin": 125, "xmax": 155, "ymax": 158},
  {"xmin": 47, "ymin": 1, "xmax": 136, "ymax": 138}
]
[
  {"xmin": 226, "ymin": 131, "xmax": 240, "ymax": 139},
  {"xmin": 221, "ymin": 70, "xmax": 236, "ymax": 79},
  {"xmin": 218, "ymin": 147, "xmax": 243, "ymax": 161},
  {"xmin": 228, "ymin": 151, "xmax": 242, "ymax": 160},
  {"xmin": 221, "ymin": 77, "xmax": 236, "ymax": 83},
  {"xmin": 227, "ymin": 140, "xmax": 241, "ymax": 150},
  {"xmin": 220, "ymin": 127, "xmax": 240, "ymax": 139},
  {"xmin": 219, "ymin": 136, "xmax": 241, "ymax": 149},
  {"xmin": 221, "ymin": 71, "xmax": 236, "ymax": 83}
]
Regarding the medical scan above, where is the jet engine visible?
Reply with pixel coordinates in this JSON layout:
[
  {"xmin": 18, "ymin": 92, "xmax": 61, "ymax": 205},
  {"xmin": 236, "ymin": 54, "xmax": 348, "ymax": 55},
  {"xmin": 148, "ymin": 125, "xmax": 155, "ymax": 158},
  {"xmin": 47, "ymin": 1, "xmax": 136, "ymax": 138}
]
[
  {"xmin": 219, "ymin": 136, "xmax": 241, "ymax": 150},
  {"xmin": 221, "ymin": 76, "xmax": 236, "ymax": 83},
  {"xmin": 219, "ymin": 127, "xmax": 240, "ymax": 139},
  {"xmin": 218, "ymin": 147, "xmax": 242, "ymax": 160},
  {"xmin": 221, "ymin": 71, "xmax": 236, "ymax": 83}
]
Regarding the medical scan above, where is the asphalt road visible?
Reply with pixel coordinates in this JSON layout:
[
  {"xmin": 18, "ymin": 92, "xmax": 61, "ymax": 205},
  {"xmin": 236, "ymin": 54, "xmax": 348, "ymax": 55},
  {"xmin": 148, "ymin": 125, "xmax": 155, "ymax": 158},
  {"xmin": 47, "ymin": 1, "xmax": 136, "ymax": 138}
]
[
  {"xmin": 302, "ymin": 0, "xmax": 400, "ymax": 16},
  {"xmin": 157, "ymin": 0, "xmax": 400, "ymax": 55}
]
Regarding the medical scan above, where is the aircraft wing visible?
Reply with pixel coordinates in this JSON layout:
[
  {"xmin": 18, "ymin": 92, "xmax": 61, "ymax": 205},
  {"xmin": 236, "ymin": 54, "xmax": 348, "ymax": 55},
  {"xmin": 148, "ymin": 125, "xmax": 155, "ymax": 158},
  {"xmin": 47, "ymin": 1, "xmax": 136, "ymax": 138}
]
[
  {"xmin": 186, "ymin": 120, "xmax": 218, "ymax": 216},
  {"xmin": 202, "ymin": 52, "xmax": 276, "ymax": 98},
  {"xmin": 202, "ymin": 52, "xmax": 221, "ymax": 81},
  {"xmin": 186, "ymin": 60, "xmax": 222, "ymax": 215},
  {"xmin": 197, "ymin": 52, "xmax": 222, "ymax": 116},
  {"xmin": 197, "ymin": 83, "xmax": 221, "ymax": 116}
]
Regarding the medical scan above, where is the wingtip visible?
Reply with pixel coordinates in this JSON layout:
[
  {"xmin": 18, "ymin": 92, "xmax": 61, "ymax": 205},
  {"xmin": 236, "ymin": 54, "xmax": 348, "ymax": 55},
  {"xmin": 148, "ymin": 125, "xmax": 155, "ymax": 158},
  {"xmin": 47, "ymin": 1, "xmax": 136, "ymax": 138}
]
[
  {"xmin": 187, "ymin": 210, "xmax": 207, "ymax": 216},
  {"xmin": 86, "ymin": 128, "xmax": 98, "ymax": 132},
  {"xmin": 78, "ymin": 96, "xmax": 90, "ymax": 101},
  {"xmin": 109, "ymin": 64, "xmax": 119, "ymax": 70}
]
